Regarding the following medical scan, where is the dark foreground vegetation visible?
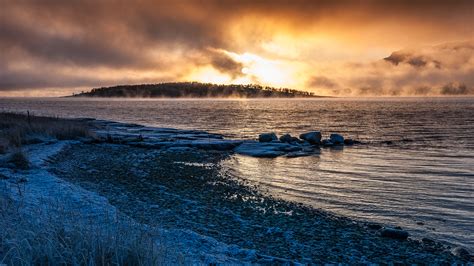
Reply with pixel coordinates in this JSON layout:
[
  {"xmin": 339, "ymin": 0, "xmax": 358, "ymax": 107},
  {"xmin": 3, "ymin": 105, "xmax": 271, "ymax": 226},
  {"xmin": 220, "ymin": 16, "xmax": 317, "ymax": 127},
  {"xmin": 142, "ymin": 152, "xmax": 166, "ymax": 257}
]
[
  {"xmin": 0, "ymin": 112, "xmax": 92, "ymax": 168},
  {"xmin": 0, "ymin": 112, "xmax": 91, "ymax": 150},
  {"xmin": 71, "ymin": 82, "xmax": 318, "ymax": 98}
]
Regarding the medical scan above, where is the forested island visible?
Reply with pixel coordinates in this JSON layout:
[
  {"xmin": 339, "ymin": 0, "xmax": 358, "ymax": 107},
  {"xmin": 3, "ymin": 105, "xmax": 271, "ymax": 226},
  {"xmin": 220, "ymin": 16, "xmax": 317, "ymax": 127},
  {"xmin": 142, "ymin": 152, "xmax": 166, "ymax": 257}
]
[{"xmin": 71, "ymin": 82, "xmax": 319, "ymax": 98}]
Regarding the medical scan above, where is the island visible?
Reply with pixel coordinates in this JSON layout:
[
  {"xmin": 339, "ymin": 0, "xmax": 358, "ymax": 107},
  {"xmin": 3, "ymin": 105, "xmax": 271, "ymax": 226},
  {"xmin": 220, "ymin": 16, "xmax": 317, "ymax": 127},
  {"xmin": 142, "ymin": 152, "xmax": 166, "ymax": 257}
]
[{"xmin": 70, "ymin": 82, "xmax": 320, "ymax": 98}]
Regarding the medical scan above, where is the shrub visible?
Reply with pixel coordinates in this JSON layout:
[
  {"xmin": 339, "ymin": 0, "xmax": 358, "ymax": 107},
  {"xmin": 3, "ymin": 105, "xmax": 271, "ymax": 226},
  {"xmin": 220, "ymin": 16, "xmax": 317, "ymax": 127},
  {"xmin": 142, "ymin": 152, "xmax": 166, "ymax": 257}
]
[{"xmin": 8, "ymin": 151, "xmax": 29, "ymax": 170}]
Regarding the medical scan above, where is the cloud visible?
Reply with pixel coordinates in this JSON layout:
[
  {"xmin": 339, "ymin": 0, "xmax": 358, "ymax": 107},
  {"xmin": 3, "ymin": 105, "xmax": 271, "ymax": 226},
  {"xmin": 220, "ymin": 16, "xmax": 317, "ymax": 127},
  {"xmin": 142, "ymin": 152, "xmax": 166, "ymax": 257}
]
[
  {"xmin": 306, "ymin": 41, "xmax": 474, "ymax": 95},
  {"xmin": 441, "ymin": 83, "xmax": 473, "ymax": 95},
  {"xmin": 383, "ymin": 45, "xmax": 454, "ymax": 69},
  {"xmin": 307, "ymin": 76, "xmax": 338, "ymax": 89},
  {"xmin": 207, "ymin": 50, "xmax": 244, "ymax": 78},
  {"xmin": 0, "ymin": 0, "xmax": 473, "ymax": 95},
  {"xmin": 384, "ymin": 52, "xmax": 439, "ymax": 68}
]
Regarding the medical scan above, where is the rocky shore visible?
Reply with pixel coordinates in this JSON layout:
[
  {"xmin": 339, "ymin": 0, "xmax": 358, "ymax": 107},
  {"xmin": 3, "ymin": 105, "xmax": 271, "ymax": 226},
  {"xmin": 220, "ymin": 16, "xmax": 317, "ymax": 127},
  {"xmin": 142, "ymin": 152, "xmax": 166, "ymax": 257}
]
[
  {"xmin": 1, "ymin": 118, "xmax": 472, "ymax": 264},
  {"xmin": 48, "ymin": 142, "xmax": 472, "ymax": 264}
]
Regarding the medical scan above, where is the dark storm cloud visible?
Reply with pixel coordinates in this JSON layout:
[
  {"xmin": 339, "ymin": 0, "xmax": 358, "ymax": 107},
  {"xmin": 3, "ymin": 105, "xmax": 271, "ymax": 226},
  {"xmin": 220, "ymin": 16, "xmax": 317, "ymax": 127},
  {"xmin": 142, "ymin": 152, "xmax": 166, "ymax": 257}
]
[
  {"xmin": 1, "ymin": 0, "xmax": 473, "ymax": 94},
  {"xmin": 0, "ymin": 64, "xmax": 175, "ymax": 90},
  {"xmin": 384, "ymin": 52, "xmax": 441, "ymax": 68},
  {"xmin": 0, "ymin": 66, "xmax": 103, "ymax": 90},
  {"xmin": 207, "ymin": 50, "xmax": 244, "ymax": 78},
  {"xmin": 0, "ymin": 18, "xmax": 148, "ymax": 68}
]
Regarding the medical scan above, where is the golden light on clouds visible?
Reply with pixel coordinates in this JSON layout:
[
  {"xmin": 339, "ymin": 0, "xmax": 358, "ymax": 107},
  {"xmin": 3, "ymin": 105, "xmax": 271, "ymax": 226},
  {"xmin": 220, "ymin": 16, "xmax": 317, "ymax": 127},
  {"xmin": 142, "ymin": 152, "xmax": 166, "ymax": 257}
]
[{"xmin": 0, "ymin": 0, "xmax": 473, "ymax": 96}]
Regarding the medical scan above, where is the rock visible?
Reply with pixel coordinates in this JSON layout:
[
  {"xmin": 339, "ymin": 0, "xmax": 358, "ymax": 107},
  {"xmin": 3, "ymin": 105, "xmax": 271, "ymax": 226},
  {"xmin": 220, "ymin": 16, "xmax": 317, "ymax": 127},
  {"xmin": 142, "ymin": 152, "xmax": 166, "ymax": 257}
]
[
  {"xmin": 380, "ymin": 227, "xmax": 409, "ymax": 240},
  {"xmin": 330, "ymin": 133, "xmax": 344, "ymax": 145},
  {"xmin": 367, "ymin": 223, "xmax": 382, "ymax": 230},
  {"xmin": 189, "ymin": 140, "xmax": 243, "ymax": 151},
  {"xmin": 421, "ymin": 237, "xmax": 436, "ymax": 244},
  {"xmin": 235, "ymin": 142, "xmax": 301, "ymax": 158},
  {"xmin": 451, "ymin": 247, "xmax": 471, "ymax": 260},
  {"xmin": 279, "ymin": 134, "xmax": 293, "ymax": 143},
  {"xmin": 286, "ymin": 151, "xmax": 313, "ymax": 158},
  {"xmin": 299, "ymin": 131, "xmax": 322, "ymax": 145},
  {"xmin": 166, "ymin": 146, "xmax": 194, "ymax": 152},
  {"xmin": 344, "ymin": 138, "xmax": 354, "ymax": 145},
  {"xmin": 290, "ymin": 137, "xmax": 300, "ymax": 143},
  {"xmin": 259, "ymin": 133, "xmax": 278, "ymax": 142},
  {"xmin": 321, "ymin": 139, "xmax": 334, "ymax": 147}
]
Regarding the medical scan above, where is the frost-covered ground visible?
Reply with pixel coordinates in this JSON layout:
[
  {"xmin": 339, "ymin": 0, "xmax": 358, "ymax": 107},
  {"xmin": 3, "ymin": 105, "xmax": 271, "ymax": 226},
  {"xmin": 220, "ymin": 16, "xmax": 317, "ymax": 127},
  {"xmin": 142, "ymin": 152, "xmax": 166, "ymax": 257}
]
[
  {"xmin": 0, "ymin": 143, "xmax": 261, "ymax": 264},
  {"xmin": 1, "ymin": 118, "xmax": 472, "ymax": 264}
]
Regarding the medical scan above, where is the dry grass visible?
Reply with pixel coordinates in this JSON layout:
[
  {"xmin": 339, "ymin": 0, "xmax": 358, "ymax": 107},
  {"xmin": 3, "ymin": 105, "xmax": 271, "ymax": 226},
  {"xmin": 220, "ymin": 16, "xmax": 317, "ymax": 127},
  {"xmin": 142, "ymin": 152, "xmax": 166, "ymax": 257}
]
[
  {"xmin": 0, "ymin": 112, "xmax": 92, "ymax": 153},
  {"xmin": 0, "ymin": 112, "xmax": 190, "ymax": 264},
  {"xmin": 0, "ymin": 186, "xmax": 184, "ymax": 265}
]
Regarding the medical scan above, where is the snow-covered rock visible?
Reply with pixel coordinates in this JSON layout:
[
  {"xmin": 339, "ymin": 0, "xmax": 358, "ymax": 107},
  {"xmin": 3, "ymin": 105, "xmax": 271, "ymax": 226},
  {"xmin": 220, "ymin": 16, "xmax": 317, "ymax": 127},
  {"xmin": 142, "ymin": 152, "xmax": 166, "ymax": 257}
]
[
  {"xmin": 189, "ymin": 140, "xmax": 243, "ymax": 151},
  {"xmin": 235, "ymin": 141, "xmax": 302, "ymax": 158}
]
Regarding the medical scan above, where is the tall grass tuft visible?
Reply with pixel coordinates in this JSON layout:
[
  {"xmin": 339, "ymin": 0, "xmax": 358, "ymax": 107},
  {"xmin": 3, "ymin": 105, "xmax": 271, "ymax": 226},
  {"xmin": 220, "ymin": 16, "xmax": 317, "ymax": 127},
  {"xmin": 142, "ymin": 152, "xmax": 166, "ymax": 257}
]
[
  {"xmin": 0, "ymin": 189, "xmax": 182, "ymax": 265},
  {"xmin": 0, "ymin": 112, "xmax": 93, "ymax": 152}
]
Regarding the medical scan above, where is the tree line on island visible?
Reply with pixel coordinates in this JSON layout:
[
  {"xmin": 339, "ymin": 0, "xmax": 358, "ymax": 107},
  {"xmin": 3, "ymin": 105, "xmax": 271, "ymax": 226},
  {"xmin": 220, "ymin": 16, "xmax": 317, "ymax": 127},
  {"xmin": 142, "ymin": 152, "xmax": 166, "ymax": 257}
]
[{"xmin": 71, "ymin": 82, "xmax": 320, "ymax": 98}]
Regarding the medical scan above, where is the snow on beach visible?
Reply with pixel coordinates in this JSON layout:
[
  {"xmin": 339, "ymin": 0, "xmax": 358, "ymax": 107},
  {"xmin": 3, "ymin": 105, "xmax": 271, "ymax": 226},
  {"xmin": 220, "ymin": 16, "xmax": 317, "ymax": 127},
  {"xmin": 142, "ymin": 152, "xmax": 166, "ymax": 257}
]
[
  {"xmin": 0, "ymin": 142, "xmax": 258, "ymax": 264},
  {"xmin": 1, "ymin": 118, "xmax": 472, "ymax": 264}
]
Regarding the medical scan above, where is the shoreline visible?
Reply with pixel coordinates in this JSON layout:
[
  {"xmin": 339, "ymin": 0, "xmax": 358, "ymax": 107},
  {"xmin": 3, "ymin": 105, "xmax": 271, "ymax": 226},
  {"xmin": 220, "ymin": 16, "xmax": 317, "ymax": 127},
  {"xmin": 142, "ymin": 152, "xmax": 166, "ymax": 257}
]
[{"xmin": 1, "ymin": 117, "xmax": 472, "ymax": 263}]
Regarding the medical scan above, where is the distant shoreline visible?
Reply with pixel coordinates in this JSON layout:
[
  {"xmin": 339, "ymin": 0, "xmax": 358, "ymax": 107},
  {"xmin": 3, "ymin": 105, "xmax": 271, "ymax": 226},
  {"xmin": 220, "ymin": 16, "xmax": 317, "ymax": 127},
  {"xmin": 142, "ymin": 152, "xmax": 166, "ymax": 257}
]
[{"xmin": 69, "ymin": 82, "xmax": 324, "ymax": 98}]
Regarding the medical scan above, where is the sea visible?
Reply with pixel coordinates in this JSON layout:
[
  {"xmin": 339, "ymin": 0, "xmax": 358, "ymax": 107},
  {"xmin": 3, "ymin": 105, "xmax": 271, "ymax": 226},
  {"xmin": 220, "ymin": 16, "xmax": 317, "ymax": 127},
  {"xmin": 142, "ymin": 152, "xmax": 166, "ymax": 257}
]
[{"xmin": 1, "ymin": 97, "xmax": 473, "ymax": 250}]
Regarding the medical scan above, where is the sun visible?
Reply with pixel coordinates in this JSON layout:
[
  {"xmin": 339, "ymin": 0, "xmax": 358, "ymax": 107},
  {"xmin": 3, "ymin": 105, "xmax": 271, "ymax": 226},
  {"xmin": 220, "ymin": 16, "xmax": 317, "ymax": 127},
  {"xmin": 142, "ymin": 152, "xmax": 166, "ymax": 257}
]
[
  {"xmin": 185, "ymin": 49, "xmax": 302, "ymax": 88},
  {"xmin": 244, "ymin": 57, "xmax": 290, "ymax": 85},
  {"xmin": 227, "ymin": 51, "xmax": 296, "ymax": 86}
]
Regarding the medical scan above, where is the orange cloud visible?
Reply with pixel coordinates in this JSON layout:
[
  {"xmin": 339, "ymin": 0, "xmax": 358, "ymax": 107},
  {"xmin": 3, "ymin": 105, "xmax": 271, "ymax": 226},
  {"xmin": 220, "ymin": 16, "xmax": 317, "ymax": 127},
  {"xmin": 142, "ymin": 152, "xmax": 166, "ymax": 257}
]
[{"xmin": 1, "ymin": 0, "xmax": 473, "ymax": 96}]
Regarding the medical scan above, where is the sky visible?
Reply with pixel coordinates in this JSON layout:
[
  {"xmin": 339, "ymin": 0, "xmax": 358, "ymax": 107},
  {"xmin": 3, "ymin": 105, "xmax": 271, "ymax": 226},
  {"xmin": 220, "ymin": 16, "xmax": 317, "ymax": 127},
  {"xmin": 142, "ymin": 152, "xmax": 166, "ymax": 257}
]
[{"xmin": 0, "ymin": 0, "xmax": 473, "ymax": 96}]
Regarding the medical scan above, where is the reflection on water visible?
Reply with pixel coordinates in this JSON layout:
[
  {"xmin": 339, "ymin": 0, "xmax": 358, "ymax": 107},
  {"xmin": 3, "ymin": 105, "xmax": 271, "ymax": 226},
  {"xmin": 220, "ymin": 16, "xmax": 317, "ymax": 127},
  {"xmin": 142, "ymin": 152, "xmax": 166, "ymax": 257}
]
[
  {"xmin": 1, "ymin": 97, "xmax": 473, "ymax": 249},
  {"xmin": 223, "ymin": 146, "xmax": 473, "ymax": 249}
]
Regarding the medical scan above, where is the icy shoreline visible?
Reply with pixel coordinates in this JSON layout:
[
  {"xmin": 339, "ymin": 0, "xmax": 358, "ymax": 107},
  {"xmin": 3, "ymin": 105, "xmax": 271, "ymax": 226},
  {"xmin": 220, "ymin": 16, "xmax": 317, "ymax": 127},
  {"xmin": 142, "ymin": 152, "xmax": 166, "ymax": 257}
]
[
  {"xmin": 0, "ymin": 143, "xmax": 261, "ymax": 264},
  {"xmin": 1, "ymin": 118, "xmax": 472, "ymax": 264}
]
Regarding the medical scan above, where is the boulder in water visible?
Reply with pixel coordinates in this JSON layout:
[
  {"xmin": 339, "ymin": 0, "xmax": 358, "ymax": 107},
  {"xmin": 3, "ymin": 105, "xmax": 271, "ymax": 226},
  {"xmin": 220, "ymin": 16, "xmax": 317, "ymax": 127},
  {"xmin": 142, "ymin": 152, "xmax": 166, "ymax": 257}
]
[
  {"xmin": 259, "ymin": 133, "xmax": 278, "ymax": 142},
  {"xmin": 330, "ymin": 133, "xmax": 344, "ymax": 145},
  {"xmin": 344, "ymin": 138, "xmax": 354, "ymax": 145},
  {"xmin": 299, "ymin": 131, "xmax": 322, "ymax": 145},
  {"xmin": 321, "ymin": 139, "xmax": 334, "ymax": 147},
  {"xmin": 279, "ymin": 134, "xmax": 293, "ymax": 143}
]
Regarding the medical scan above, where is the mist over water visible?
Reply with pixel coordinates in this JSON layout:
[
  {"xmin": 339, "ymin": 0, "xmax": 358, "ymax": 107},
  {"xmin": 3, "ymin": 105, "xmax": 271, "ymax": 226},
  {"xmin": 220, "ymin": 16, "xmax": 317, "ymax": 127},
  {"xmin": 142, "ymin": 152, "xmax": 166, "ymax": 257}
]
[{"xmin": 1, "ymin": 97, "xmax": 473, "ymax": 250}]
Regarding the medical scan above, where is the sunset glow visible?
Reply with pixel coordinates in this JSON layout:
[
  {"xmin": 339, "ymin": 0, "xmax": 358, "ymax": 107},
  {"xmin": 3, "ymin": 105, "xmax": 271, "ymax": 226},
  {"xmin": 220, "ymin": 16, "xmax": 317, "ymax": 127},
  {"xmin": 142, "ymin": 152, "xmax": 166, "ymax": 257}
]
[
  {"xmin": 1, "ymin": 0, "xmax": 473, "ymax": 96},
  {"xmin": 1, "ymin": 1, "xmax": 474, "ymax": 263}
]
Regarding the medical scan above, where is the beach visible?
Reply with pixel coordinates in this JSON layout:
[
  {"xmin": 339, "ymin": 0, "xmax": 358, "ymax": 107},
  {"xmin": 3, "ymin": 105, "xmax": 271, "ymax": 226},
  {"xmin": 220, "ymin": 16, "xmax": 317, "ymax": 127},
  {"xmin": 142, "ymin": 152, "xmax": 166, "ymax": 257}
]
[{"xmin": 1, "ymin": 116, "xmax": 471, "ymax": 264}]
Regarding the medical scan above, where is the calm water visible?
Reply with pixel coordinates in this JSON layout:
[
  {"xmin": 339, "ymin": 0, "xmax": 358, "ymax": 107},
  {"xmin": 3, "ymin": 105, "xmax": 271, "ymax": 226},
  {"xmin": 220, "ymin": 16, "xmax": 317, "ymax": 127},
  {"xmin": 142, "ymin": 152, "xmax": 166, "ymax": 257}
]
[{"xmin": 1, "ymin": 97, "xmax": 473, "ymax": 250}]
